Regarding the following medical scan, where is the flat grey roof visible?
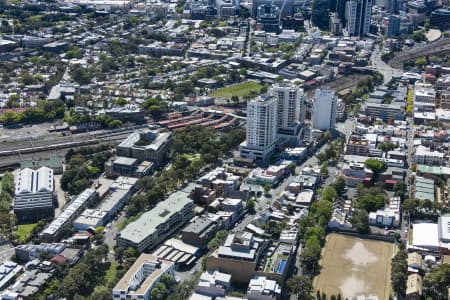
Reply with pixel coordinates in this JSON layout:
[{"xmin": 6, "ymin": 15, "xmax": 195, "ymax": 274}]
[
  {"xmin": 182, "ymin": 216, "xmax": 213, "ymax": 235},
  {"xmin": 114, "ymin": 156, "xmax": 137, "ymax": 166},
  {"xmin": 120, "ymin": 191, "xmax": 192, "ymax": 244}
]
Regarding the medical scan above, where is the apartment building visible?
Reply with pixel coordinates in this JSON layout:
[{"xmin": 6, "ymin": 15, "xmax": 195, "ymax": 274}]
[
  {"xmin": 346, "ymin": 135, "xmax": 369, "ymax": 156},
  {"xmin": 117, "ymin": 191, "xmax": 194, "ymax": 252},
  {"xmin": 414, "ymin": 84, "xmax": 436, "ymax": 112},
  {"xmin": 205, "ymin": 232, "xmax": 269, "ymax": 283},
  {"xmin": 270, "ymin": 83, "xmax": 305, "ymax": 138},
  {"xmin": 413, "ymin": 145, "xmax": 444, "ymax": 166},
  {"xmin": 113, "ymin": 254, "xmax": 174, "ymax": 300},
  {"xmin": 312, "ymin": 89, "xmax": 337, "ymax": 131},
  {"xmin": 240, "ymin": 95, "xmax": 278, "ymax": 161}
]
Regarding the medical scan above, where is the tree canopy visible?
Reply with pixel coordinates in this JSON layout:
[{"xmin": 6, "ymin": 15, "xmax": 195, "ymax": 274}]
[{"xmin": 364, "ymin": 158, "xmax": 386, "ymax": 174}]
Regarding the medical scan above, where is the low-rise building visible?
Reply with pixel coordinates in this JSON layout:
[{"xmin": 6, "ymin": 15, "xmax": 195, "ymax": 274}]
[
  {"xmin": 368, "ymin": 208, "xmax": 400, "ymax": 228},
  {"xmin": 113, "ymin": 254, "xmax": 174, "ymax": 300},
  {"xmin": 414, "ymin": 145, "xmax": 444, "ymax": 166},
  {"xmin": 40, "ymin": 189, "xmax": 98, "ymax": 241},
  {"xmin": 406, "ymin": 273, "xmax": 422, "ymax": 300},
  {"xmin": 105, "ymin": 156, "xmax": 153, "ymax": 178},
  {"xmin": 247, "ymin": 275, "xmax": 281, "ymax": 300},
  {"xmin": 0, "ymin": 261, "xmax": 23, "ymax": 290},
  {"xmin": 364, "ymin": 103, "xmax": 405, "ymax": 121},
  {"xmin": 105, "ymin": 105, "xmax": 146, "ymax": 123},
  {"xmin": 15, "ymin": 243, "xmax": 65, "ymax": 262},
  {"xmin": 341, "ymin": 162, "xmax": 373, "ymax": 187},
  {"xmin": 152, "ymin": 238, "xmax": 200, "ymax": 268},
  {"xmin": 346, "ymin": 135, "xmax": 369, "ymax": 156},
  {"xmin": 205, "ymin": 232, "xmax": 270, "ymax": 283},
  {"xmin": 14, "ymin": 167, "xmax": 55, "ymax": 222},
  {"xmin": 181, "ymin": 216, "xmax": 223, "ymax": 248},
  {"xmin": 414, "ymin": 176, "xmax": 435, "ymax": 202},
  {"xmin": 117, "ymin": 127, "xmax": 172, "ymax": 165},
  {"xmin": 117, "ymin": 191, "xmax": 194, "ymax": 252},
  {"xmin": 438, "ymin": 216, "xmax": 450, "ymax": 243},
  {"xmin": 194, "ymin": 269, "xmax": 231, "ymax": 298},
  {"xmin": 21, "ymin": 158, "xmax": 63, "ymax": 174}
]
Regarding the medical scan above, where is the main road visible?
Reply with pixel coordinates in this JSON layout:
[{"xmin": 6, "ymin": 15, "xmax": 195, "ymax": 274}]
[{"xmin": 371, "ymin": 46, "xmax": 403, "ymax": 84}]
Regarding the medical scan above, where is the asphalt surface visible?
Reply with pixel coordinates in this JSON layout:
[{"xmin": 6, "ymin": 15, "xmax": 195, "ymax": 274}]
[{"xmin": 371, "ymin": 46, "xmax": 403, "ymax": 83}]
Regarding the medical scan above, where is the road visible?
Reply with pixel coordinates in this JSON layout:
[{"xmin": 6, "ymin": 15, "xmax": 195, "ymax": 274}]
[
  {"xmin": 371, "ymin": 46, "xmax": 403, "ymax": 84},
  {"xmin": 0, "ymin": 243, "xmax": 14, "ymax": 263}
]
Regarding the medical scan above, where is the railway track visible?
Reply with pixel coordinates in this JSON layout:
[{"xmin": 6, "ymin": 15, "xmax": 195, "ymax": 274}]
[
  {"xmin": 389, "ymin": 38, "xmax": 450, "ymax": 68},
  {"xmin": 0, "ymin": 131, "xmax": 130, "ymax": 157}
]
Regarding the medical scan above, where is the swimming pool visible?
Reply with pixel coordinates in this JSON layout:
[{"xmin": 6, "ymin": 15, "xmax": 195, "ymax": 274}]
[{"xmin": 278, "ymin": 259, "xmax": 287, "ymax": 273}]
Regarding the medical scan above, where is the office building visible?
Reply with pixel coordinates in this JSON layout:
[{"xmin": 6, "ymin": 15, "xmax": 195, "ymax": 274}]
[
  {"xmin": 330, "ymin": 13, "xmax": 343, "ymax": 35},
  {"xmin": 14, "ymin": 167, "xmax": 55, "ymax": 222},
  {"xmin": 117, "ymin": 191, "xmax": 194, "ymax": 252},
  {"xmin": 240, "ymin": 95, "xmax": 278, "ymax": 161},
  {"xmin": 345, "ymin": 0, "xmax": 372, "ymax": 37},
  {"xmin": 105, "ymin": 156, "xmax": 153, "ymax": 178},
  {"xmin": 336, "ymin": 0, "xmax": 347, "ymax": 22},
  {"xmin": 312, "ymin": 89, "xmax": 337, "ymax": 131},
  {"xmin": 387, "ymin": 0, "xmax": 402, "ymax": 13},
  {"xmin": 365, "ymin": 102, "xmax": 405, "ymax": 121},
  {"xmin": 270, "ymin": 83, "xmax": 305, "ymax": 137},
  {"xmin": 256, "ymin": 4, "xmax": 281, "ymax": 33},
  {"xmin": 387, "ymin": 15, "xmax": 401, "ymax": 37},
  {"xmin": 216, "ymin": 0, "xmax": 236, "ymax": 17},
  {"xmin": 113, "ymin": 254, "xmax": 174, "ymax": 300},
  {"xmin": 117, "ymin": 127, "xmax": 172, "ymax": 165},
  {"xmin": 430, "ymin": 8, "xmax": 450, "ymax": 30},
  {"xmin": 252, "ymin": 0, "xmax": 293, "ymax": 18}
]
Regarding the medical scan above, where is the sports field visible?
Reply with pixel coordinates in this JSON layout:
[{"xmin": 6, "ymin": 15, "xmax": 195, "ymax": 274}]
[
  {"xmin": 209, "ymin": 81, "xmax": 263, "ymax": 99},
  {"xmin": 314, "ymin": 233, "xmax": 395, "ymax": 300}
]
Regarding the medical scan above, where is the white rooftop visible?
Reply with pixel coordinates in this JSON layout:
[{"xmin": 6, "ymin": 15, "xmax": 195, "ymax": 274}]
[{"xmin": 412, "ymin": 223, "xmax": 440, "ymax": 249}]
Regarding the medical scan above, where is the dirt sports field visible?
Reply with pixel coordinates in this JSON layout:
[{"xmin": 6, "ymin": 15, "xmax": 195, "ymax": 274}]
[{"xmin": 314, "ymin": 233, "xmax": 396, "ymax": 300}]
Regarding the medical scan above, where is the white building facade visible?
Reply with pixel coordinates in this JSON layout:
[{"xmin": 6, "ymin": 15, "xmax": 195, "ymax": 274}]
[
  {"xmin": 240, "ymin": 95, "xmax": 278, "ymax": 160},
  {"xmin": 312, "ymin": 89, "xmax": 337, "ymax": 131},
  {"xmin": 270, "ymin": 83, "xmax": 305, "ymax": 145},
  {"xmin": 14, "ymin": 167, "xmax": 55, "ymax": 222}
]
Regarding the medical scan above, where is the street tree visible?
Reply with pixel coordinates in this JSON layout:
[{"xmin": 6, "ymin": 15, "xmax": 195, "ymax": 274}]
[{"xmin": 286, "ymin": 275, "xmax": 314, "ymax": 300}]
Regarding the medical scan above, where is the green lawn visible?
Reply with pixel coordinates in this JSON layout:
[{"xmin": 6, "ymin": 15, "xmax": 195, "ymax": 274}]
[
  {"xmin": 94, "ymin": 261, "xmax": 118, "ymax": 292},
  {"xmin": 209, "ymin": 82, "xmax": 263, "ymax": 99},
  {"xmin": 104, "ymin": 261, "xmax": 118, "ymax": 285},
  {"xmin": 15, "ymin": 223, "xmax": 37, "ymax": 243}
]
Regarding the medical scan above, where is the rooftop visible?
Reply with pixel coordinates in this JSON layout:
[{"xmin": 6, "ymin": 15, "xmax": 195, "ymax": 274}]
[
  {"xmin": 119, "ymin": 191, "xmax": 193, "ymax": 244},
  {"xmin": 114, "ymin": 253, "xmax": 174, "ymax": 295}
]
